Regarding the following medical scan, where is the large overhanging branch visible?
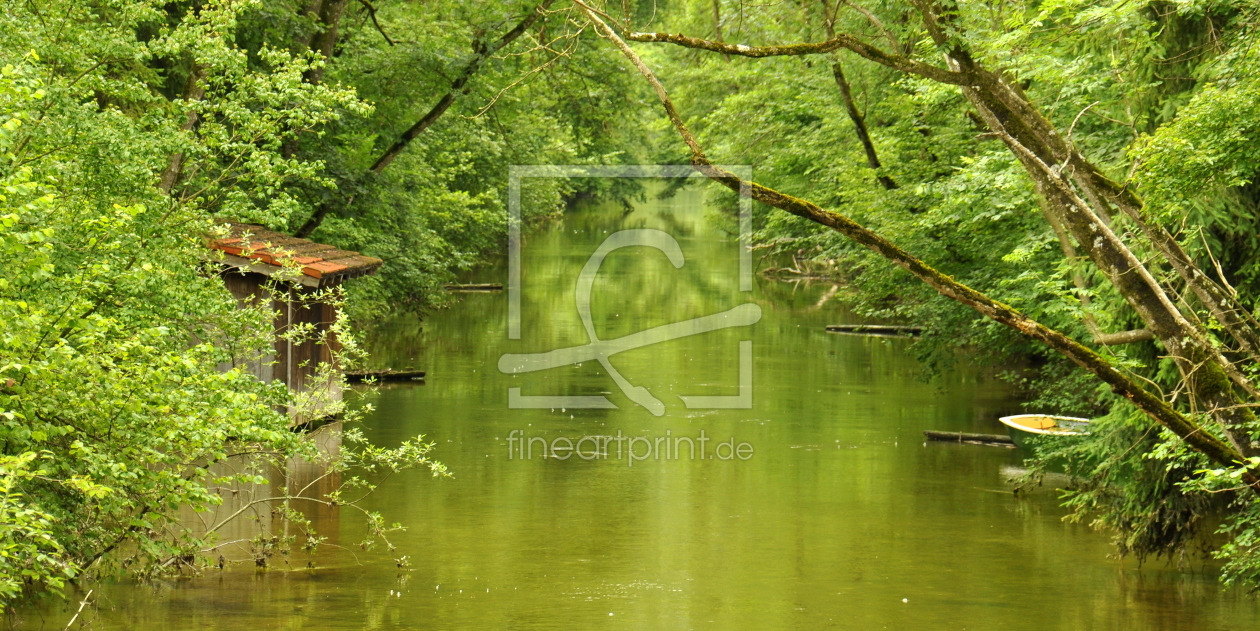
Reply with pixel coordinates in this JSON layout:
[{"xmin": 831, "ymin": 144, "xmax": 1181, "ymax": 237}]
[
  {"xmin": 612, "ymin": 1, "xmax": 1260, "ymax": 455},
  {"xmin": 913, "ymin": 1, "xmax": 1260, "ymax": 388},
  {"xmin": 572, "ymin": 0, "xmax": 1259, "ymax": 486},
  {"xmin": 624, "ymin": 31, "xmax": 973, "ymax": 86}
]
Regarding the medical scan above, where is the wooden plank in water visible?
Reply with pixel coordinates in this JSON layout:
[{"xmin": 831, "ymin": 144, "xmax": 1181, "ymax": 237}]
[
  {"xmin": 923, "ymin": 430, "xmax": 1015, "ymax": 447},
  {"xmin": 444, "ymin": 283, "xmax": 503, "ymax": 292},
  {"xmin": 826, "ymin": 324, "xmax": 921, "ymax": 337},
  {"xmin": 345, "ymin": 369, "xmax": 426, "ymax": 383}
]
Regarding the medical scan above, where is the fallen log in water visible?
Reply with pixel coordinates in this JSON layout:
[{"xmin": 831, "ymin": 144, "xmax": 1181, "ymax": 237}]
[
  {"xmin": 345, "ymin": 369, "xmax": 426, "ymax": 383},
  {"xmin": 443, "ymin": 283, "xmax": 503, "ymax": 292},
  {"xmin": 826, "ymin": 324, "xmax": 921, "ymax": 337},
  {"xmin": 923, "ymin": 430, "xmax": 1015, "ymax": 447}
]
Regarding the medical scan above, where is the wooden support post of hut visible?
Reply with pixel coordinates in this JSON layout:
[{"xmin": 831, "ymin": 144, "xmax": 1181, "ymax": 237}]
[{"xmin": 209, "ymin": 223, "xmax": 382, "ymax": 424}]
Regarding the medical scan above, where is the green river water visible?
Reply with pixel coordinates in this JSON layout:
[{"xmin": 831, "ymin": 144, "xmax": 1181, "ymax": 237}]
[{"xmin": 36, "ymin": 183, "xmax": 1260, "ymax": 629}]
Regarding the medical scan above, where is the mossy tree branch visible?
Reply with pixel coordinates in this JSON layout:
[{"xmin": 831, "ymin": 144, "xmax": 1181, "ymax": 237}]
[{"xmin": 623, "ymin": 30, "xmax": 974, "ymax": 86}]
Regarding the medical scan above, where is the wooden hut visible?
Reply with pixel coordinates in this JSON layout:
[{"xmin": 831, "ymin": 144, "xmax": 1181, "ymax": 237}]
[{"xmin": 209, "ymin": 222, "xmax": 381, "ymax": 423}]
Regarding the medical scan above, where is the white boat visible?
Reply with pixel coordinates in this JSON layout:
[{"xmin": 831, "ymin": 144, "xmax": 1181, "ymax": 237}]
[{"xmin": 998, "ymin": 414, "xmax": 1091, "ymax": 448}]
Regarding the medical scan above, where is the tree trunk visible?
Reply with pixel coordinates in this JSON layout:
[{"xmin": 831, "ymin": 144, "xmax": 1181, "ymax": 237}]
[
  {"xmin": 158, "ymin": 66, "xmax": 206, "ymax": 195},
  {"xmin": 305, "ymin": 0, "xmax": 352, "ymax": 86},
  {"xmin": 831, "ymin": 61, "xmax": 896, "ymax": 190},
  {"xmin": 281, "ymin": 0, "xmax": 351, "ymax": 160}
]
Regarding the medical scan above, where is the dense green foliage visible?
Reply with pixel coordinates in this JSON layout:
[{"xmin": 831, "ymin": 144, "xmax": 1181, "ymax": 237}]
[
  {"xmin": 6, "ymin": 0, "xmax": 1260, "ymax": 611},
  {"xmin": 0, "ymin": 0, "xmax": 505, "ymax": 609},
  {"xmin": 609, "ymin": 0, "xmax": 1260, "ymax": 585}
]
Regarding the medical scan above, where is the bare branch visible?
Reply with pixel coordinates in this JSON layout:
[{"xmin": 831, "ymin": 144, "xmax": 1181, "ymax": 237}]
[
  {"xmin": 467, "ymin": 22, "xmax": 585, "ymax": 118},
  {"xmin": 624, "ymin": 30, "xmax": 974, "ymax": 85},
  {"xmin": 63, "ymin": 589, "xmax": 93, "ymax": 630},
  {"xmin": 832, "ymin": 61, "xmax": 896, "ymax": 189},
  {"xmin": 357, "ymin": 0, "xmax": 396, "ymax": 46},
  {"xmin": 816, "ymin": 4, "xmax": 896, "ymax": 189},
  {"xmin": 840, "ymin": 1, "xmax": 900, "ymax": 51},
  {"xmin": 1094, "ymin": 328, "xmax": 1154, "ymax": 345}
]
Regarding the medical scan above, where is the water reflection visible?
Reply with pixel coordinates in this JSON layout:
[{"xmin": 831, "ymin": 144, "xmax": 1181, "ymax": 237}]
[{"xmin": 175, "ymin": 424, "xmax": 344, "ymax": 569}]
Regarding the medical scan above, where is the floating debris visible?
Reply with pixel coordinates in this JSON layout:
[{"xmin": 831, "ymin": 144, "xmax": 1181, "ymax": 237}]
[
  {"xmin": 443, "ymin": 283, "xmax": 503, "ymax": 292},
  {"xmin": 826, "ymin": 324, "xmax": 921, "ymax": 337},
  {"xmin": 344, "ymin": 369, "xmax": 426, "ymax": 383},
  {"xmin": 922, "ymin": 430, "xmax": 1015, "ymax": 447}
]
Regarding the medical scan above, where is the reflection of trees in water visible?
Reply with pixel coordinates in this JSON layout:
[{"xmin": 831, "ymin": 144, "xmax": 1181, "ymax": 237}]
[{"xmin": 182, "ymin": 424, "xmax": 343, "ymax": 568}]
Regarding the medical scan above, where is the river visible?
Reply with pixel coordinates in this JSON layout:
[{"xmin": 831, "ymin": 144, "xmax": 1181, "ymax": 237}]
[{"xmin": 48, "ymin": 183, "xmax": 1260, "ymax": 629}]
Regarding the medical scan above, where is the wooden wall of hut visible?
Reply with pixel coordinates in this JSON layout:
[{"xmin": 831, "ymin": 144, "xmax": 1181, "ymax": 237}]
[{"xmin": 221, "ymin": 269, "xmax": 342, "ymax": 424}]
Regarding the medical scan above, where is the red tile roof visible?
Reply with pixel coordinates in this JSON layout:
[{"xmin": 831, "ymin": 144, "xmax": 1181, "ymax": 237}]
[{"xmin": 210, "ymin": 222, "xmax": 381, "ymax": 287}]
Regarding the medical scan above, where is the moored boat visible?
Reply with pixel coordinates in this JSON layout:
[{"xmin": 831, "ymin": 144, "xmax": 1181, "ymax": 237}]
[{"xmin": 998, "ymin": 414, "xmax": 1091, "ymax": 449}]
